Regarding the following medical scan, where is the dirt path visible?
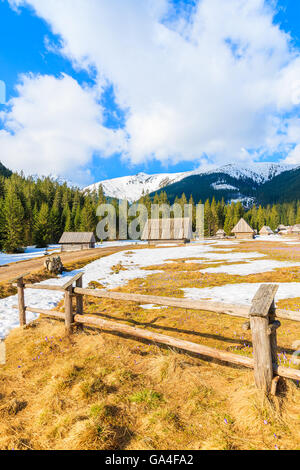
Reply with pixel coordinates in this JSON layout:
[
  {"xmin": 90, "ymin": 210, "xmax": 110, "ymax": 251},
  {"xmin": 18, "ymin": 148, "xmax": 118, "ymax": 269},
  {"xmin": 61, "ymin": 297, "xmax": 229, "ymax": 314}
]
[{"xmin": 0, "ymin": 245, "xmax": 142, "ymax": 283}]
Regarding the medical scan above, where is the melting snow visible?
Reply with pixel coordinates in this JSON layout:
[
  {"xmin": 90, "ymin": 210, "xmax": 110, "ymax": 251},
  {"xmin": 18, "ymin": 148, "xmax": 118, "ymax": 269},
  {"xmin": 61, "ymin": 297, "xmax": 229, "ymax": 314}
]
[
  {"xmin": 201, "ymin": 259, "xmax": 300, "ymax": 275},
  {"xmin": 1, "ymin": 239, "xmax": 300, "ymax": 339},
  {"xmin": 184, "ymin": 283, "xmax": 300, "ymax": 306},
  {"xmin": 0, "ymin": 245, "xmax": 60, "ymax": 267}
]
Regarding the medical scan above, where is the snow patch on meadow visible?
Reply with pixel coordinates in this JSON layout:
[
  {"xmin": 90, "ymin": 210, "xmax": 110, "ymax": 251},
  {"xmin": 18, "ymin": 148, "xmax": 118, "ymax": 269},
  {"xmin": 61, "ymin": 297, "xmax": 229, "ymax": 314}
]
[
  {"xmin": 184, "ymin": 283, "xmax": 300, "ymax": 306},
  {"xmin": 0, "ymin": 245, "xmax": 60, "ymax": 267},
  {"xmin": 0, "ymin": 244, "xmax": 214, "ymax": 339},
  {"xmin": 140, "ymin": 304, "xmax": 164, "ymax": 310},
  {"xmin": 201, "ymin": 259, "xmax": 300, "ymax": 275},
  {"xmin": 1, "ymin": 239, "xmax": 300, "ymax": 339}
]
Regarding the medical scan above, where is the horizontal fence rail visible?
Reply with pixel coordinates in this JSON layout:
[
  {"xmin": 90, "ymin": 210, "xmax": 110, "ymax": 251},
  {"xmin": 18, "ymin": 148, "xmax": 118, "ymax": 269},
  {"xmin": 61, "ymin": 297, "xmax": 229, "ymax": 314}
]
[
  {"xmin": 73, "ymin": 314, "xmax": 300, "ymax": 383},
  {"xmin": 73, "ymin": 288, "xmax": 300, "ymax": 323},
  {"xmin": 10, "ymin": 272, "xmax": 300, "ymax": 395}
]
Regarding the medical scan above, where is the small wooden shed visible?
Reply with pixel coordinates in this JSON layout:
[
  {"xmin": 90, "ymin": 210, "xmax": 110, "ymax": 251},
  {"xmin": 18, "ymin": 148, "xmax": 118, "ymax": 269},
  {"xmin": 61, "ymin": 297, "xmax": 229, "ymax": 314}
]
[
  {"xmin": 277, "ymin": 225, "xmax": 291, "ymax": 236},
  {"xmin": 291, "ymin": 224, "xmax": 300, "ymax": 238},
  {"xmin": 232, "ymin": 218, "xmax": 255, "ymax": 239},
  {"xmin": 59, "ymin": 232, "xmax": 96, "ymax": 252},
  {"xmin": 216, "ymin": 229, "xmax": 226, "ymax": 239},
  {"xmin": 259, "ymin": 226, "xmax": 274, "ymax": 236},
  {"xmin": 141, "ymin": 218, "xmax": 192, "ymax": 244}
]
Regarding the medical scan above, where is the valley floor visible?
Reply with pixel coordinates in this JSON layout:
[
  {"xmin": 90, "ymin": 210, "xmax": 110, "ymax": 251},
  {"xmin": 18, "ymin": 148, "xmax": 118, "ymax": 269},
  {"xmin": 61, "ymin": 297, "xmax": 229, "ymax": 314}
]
[{"xmin": 0, "ymin": 236, "xmax": 300, "ymax": 450}]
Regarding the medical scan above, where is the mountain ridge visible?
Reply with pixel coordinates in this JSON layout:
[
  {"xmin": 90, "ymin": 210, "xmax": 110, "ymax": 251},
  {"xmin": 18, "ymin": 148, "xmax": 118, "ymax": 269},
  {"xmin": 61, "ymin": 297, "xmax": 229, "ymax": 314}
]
[
  {"xmin": 0, "ymin": 162, "xmax": 12, "ymax": 178},
  {"xmin": 85, "ymin": 162, "xmax": 299, "ymax": 204}
]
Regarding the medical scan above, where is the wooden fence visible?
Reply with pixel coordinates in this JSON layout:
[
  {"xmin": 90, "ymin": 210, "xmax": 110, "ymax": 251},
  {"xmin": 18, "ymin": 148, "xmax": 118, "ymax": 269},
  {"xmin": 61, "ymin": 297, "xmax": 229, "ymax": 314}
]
[{"xmin": 11, "ymin": 273, "xmax": 300, "ymax": 395}]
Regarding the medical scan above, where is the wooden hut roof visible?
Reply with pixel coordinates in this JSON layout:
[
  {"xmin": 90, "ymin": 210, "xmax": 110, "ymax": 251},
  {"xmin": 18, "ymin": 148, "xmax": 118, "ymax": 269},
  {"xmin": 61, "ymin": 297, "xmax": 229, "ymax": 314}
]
[
  {"xmin": 259, "ymin": 226, "xmax": 273, "ymax": 235},
  {"xmin": 232, "ymin": 218, "xmax": 255, "ymax": 234},
  {"xmin": 216, "ymin": 229, "xmax": 226, "ymax": 234},
  {"xmin": 59, "ymin": 232, "xmax": 96, "ymax": 244},
  {"xmin": 142, "ymin": 218, "xmax": 192, "ymax": 240}
]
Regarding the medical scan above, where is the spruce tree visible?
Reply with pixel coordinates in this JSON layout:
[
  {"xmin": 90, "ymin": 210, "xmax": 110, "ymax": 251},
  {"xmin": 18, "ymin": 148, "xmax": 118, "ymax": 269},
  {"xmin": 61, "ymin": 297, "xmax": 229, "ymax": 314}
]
[
  {"xmin": 270, "ymin": 205, "xmax": 280, "ymax": 230},
  {"xmin": 80, "ymin": 200, "xmax": 96, "ymax": 232},
  {"xmin": 3, "ymin": 185, "xmax": 25, "ymax": 253},
  {"xmin": 0, "ymin": 198, "xmax": 6, "ymax": 250},
  {"xmin": 34, "ymin": 202, "xmax": 50, "ymax": 248},
  {"xmin": 204, "ymin": 199, "xmax": 213, "ymax": 236},
  {"xmin": 224, "ymin": 206, "xmax": 234, "ymax": 235},
  {"xmin": 64, "ymin": 206, "xmax": 73, "ymax": 232},
  {"xmin": 233, "ymin": 201, "xmax": 244, "ymax": 225},
  {"xmin": 257, "ymin": 205, "xmax": 265, "ymax": 230},
  {"xmin": 49, "ymin": 204, "xmax": 61, "ymax": 242},
  {"xmin": 210, "ymin": 197, "xmax": 218, "ymax": 234},
  {"xmin": 74, "ymin": 205, "xmax": 82, "ymax": 232}
]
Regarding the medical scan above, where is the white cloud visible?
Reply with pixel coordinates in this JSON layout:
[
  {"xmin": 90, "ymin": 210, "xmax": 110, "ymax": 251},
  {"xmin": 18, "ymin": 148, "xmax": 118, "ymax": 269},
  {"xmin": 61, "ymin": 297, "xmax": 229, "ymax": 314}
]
[
  {"xmin": 6, "ymin": 0, "xmax": 300, "ymax": 175},
  {"xmin": 0, "ymin": 74, "xmax": 124, "ymax": 184}
]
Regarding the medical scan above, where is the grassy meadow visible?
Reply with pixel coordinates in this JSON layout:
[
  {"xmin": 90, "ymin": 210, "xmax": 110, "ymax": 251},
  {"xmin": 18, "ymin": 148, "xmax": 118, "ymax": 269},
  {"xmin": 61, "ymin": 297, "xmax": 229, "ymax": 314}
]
[{"xmin": 0, "ymin": 239, "xmax": 299, "ymax": 450}]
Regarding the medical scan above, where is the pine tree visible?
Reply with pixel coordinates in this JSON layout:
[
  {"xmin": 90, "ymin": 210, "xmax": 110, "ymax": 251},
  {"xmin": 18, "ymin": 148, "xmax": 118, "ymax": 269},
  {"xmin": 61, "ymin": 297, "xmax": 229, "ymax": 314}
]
[
  {"xmin": 287, "ymin": 204, "xmax": 296, "ymax": 225},
  {"xmin": 80, "ymin": 200, "xmax": 96, "ymax": 232},
  {"xmin": 3, "ymin": 185, "xmax": 25, "ymax": 253},
  {"xmin": 144, "ymin": 192, "xmax": 152, "ymax": 217},
  {"xmin": 64, "ymin": 205, "xmax": 73, "ymax": 232},
  {"xmin": 34, "ymin": 202, "xmax": 50, "ymax": 248},
  {"xmin": 270, "ymin": 205, "xmax": 280, "ymax": 230},
  {"xmin": 204, "ymin": 199, "xmax": 213, "ymax": 236},
  {"xmin": 49, "ymin": 204, "xmax": 61, "ymax": 243},
  {"xmin": 0, "ymin": 198, "xmax": 6, "ymax": 250},
  {"xmin": 233, "ymin": 201, "xmax": 244, "ymax": 225},
  {"xmin": 71, "ymin": 192, "xmax": 81, "ymax": 218},
  {"xmin": 210, "ymin": 197, "xmax": 218, "ymax": 234},
  {"xmin": 188, "ymin": 195, "xmax": 196, "ymax": 230},
  {"xmin": 296, "ymin": 205, "xmax": 300, "ymax": 224},
  {"xmin": 224, "ymin": 205, "xmax": 234, "ymax": 235},
  {"xmin": 216, "ymin": 200, "xmax": 225, "ymax": 229},
  {"xmin": 257, "ymin": 205, "xmax": 265, "ymax": 230},
  {"xmin": 74, "ymin": 205, "xmax": 82, "ymax": 232},
  {"xmin": 179, "ymin": 193, "xmax": 188, "ymax": 211}
]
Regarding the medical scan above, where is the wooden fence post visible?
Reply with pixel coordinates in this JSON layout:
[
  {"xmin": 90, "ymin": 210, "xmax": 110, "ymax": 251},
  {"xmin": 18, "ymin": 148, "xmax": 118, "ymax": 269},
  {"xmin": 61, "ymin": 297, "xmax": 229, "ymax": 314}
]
[
  {"xmin": 75, "ymin": 274, "xmax": 83, "ymax": 315},
  {"xmin": 268, "ymin": 300, "xmax": 281, "ymax": 367},
  {"xmin": 17, "ymin": 276, "xmax": 26, "ymax": 328},
  {"xmin": 63, "ymin": 273, "xmax": 84, "ymax": 334},
  {"xmin": 64, "ymin": 286, "xmax": 73, "ymax": 335},
  {"xmin": 249, "ymin": 284, "xmax": 279, "ymax": 393}
]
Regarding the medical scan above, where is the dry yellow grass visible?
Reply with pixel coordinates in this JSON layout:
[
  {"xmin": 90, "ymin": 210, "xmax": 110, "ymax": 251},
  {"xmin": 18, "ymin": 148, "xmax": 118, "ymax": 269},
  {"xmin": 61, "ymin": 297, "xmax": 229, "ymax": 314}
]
[
  {"xmin": 115, "ymin": 262, "xmax": 300, "ymax": 301},
  {"xmin": 0, "ymin": 319, "xmax": 299, "ymax": 450},
  {"xmin": 1, "ymin": 240, "xmax": 300, "ymax": 450},
  {"xmin": 231, "ymin": 240, "xmax": 300, "ymax": 262}
]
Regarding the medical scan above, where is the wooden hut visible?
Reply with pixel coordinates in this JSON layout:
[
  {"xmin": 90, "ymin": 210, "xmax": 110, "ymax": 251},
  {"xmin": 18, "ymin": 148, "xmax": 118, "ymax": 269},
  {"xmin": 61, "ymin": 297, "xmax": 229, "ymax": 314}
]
[
  {"xmin": 259, "ymin": 226, "xmax": 273, "ymax": 236},
  {"xmin": 277, "ymin": 225, "xmax": 292, "ymax": 236},
  {"xmin": 59, "ymin": 232, "xmax": 96, "ymax": 252},
  {"xmin": 141, "ymin": 218, "xmax": 192, "ymax": 244},
  {"xmin": 232, "ymin": 218, "xmax": 255, "ymax": 239},
  {"xmin": 216, "ymin": 229, "xmax": 226, "ymax": 239},
  {"xmin": 291, "ymin": 224, "xmax": 300, "ymax": 238}
]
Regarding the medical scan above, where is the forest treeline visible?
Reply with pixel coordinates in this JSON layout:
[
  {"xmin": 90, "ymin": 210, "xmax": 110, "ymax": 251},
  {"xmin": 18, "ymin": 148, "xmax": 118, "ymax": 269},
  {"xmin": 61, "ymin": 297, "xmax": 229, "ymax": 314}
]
[
  {"xmin": 0, "ymin": 173, "xmax": 107, "ymax": 253},
  {"xmin": 0, "ymin": 171, "xmax": 299, "ymax": 253},
  {"xmin": 138, "ymin": 191, "xmax": 300, "ymax": 237}
]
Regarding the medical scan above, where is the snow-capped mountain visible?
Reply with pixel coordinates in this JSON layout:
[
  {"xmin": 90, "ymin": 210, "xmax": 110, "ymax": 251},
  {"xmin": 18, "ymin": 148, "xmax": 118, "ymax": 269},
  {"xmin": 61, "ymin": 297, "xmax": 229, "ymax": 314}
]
[
  {"xmin": 84, "ymin": 162, "xmax": 298, "ymax": 203},
  {"xmin": 205, "ymin": 162, "xmax": 297, "ymax": 184},
  {"xmin": 84, "ymin": 171, "xmax": 189, "ymax": 203}
]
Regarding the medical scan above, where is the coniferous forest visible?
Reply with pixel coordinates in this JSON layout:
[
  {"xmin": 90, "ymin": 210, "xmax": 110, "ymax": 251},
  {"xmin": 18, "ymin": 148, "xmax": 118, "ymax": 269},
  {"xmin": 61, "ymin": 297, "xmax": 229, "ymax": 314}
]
[
  {"xmin": 0, "ymin": 168, "xmax": 299, "ymax": 253},
  {"xmin": 0, "ymin": 172, "xmax": 107, "ymax": 253},
  {"xmin": 138, "ymin": 191, "xmax": 299, "ymax": 237}
]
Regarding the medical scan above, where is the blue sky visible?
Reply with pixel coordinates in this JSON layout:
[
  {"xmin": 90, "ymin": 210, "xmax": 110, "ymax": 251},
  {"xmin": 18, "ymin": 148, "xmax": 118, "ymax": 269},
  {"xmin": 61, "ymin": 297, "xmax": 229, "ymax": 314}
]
[{"xmin": 1, "ymin": 0, "xmax": 300, "ymax": 186}]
